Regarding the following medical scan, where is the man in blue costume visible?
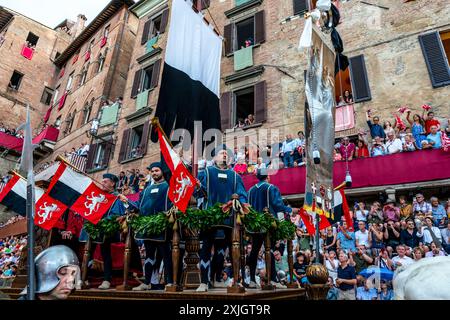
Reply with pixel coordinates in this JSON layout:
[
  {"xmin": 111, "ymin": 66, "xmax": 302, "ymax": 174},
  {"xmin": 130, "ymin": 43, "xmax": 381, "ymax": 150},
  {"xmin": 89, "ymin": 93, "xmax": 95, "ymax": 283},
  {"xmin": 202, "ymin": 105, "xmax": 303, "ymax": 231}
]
[
  {"xmin": 195, "ymin": 145, "xmax": 248, "ymax": 292},
  {"xmin": 79, "ymin": 173, "xmax": 127, "ymax": 290},
  {"xmin": 119, "ymin": 162, "xmax": 174, "ymax": 290},
  {"xmin": 247, "ymin": 168, "xmax": 298, "ymax": 289}
]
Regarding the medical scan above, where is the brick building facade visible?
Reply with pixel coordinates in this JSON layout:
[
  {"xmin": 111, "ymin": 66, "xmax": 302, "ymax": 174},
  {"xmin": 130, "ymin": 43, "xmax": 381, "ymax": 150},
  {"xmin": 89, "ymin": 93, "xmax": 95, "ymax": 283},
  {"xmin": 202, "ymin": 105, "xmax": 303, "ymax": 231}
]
[
  {"xmin": 43, "ymin": 0, "xmax": 138, "ymax": 176},
  {"xmin": 0, "ymin": 0, "xmax": 448, "ymax": 199},
  {"xmin": 107, "ymin": 0, "xmax": 449, "ymax": 178}
]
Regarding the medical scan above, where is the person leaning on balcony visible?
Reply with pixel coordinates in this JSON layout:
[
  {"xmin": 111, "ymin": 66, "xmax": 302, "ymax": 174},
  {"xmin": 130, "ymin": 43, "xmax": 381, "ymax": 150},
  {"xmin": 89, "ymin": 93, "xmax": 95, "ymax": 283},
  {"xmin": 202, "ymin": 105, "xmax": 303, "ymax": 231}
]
[
  {"xmin": 343, "ymin": 90, "xmax": 353, "ymax": 104},
  {"xmin": 366, "ymin": 110, "xmax": 386, "ymax": 140},
  {"xmin": 384, "ymin": 132, "xmax": 403, "ymax": 155},
  {"xmin": 355, "ymin": 139, "xmax": 369, "ymax": 158},
  {"xmin": 280, "ymin": 134, "xmax": 296, "ymax": 168},
  {"xmin": 402, "ymin": 133, "xmax": 417, "ymax": 152},
  {"xmin": 370, "ymin": 136, "xmax": 385, "ymax": 157},
  {"xmin": 422, "ymin": 125, "xmax": 442, "ymax": 149},
  {"xmin": 423, "ymin": 110, "xmax": 441, "ymax": 135},
  {"xmin": 339, "ymin": 137, "xmax": 355, "ymax": 161}
]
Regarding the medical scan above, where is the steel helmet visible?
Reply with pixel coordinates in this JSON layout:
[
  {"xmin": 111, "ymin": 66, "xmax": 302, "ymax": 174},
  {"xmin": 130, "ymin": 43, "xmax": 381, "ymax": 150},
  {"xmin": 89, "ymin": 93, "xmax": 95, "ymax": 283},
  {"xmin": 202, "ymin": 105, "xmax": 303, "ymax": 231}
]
[{"xmin": 34, "ymin": 245, "xmax": 80, "ymax": 294}]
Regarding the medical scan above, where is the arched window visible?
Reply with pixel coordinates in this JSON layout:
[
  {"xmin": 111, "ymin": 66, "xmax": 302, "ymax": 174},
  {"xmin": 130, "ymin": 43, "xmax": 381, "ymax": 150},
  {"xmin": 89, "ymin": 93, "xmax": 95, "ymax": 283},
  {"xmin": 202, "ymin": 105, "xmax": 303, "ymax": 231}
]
[
  {"xmin": 98, "ymin": 52, "xmax": 106, "ymax": 73},
  {"xmin": 82, "ymin": 103, "xmax": 91, "ymax": 125},
  {"xmin": 68, "ymin": 109, "xmax": 76, "ymax": 133},
  {"xmin": 80, "ymin": 66, "xmax": 88, "ymax": 86}
]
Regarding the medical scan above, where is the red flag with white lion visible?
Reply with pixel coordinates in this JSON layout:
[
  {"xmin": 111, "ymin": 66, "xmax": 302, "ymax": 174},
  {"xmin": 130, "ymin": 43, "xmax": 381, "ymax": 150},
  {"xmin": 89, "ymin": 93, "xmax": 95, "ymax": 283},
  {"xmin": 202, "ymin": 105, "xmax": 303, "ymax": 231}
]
[{"xmin": 155, "ymin": 122, "xmax": 196, "ymax": 213}]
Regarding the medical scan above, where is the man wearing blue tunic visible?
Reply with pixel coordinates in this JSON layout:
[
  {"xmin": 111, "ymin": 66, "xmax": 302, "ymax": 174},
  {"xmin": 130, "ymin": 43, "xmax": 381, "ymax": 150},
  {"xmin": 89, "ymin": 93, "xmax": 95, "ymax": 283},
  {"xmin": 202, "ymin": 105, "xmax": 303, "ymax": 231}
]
[
  {"xmin": 120, "ymin": 162, "xmax": 174, "ymax": 290},
  {"xmin": 195, "ymin": 145, "xmax": 248, "ymax": 292},
  {"xmin": 79, "ymin": 173, "xmax": 127, "ymax": 290},
  {"xmin": 247, "ymin": 169, "xmax": 298, "ymax": 289}
]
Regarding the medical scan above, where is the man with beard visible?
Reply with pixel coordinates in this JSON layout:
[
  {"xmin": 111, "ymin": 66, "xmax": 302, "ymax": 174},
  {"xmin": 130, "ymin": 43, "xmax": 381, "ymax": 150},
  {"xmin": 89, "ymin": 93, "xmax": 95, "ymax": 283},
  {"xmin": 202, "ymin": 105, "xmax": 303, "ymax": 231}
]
[
  {"xmin": 120, "ymin": 162, "xmax": 174, "ymax": 290},
  {"xmin": 247, "ymin": 168, "xmax": 298, "ymax": 289},
  {"xmin": 195, "ymin": 145, "xmax": 248, "ymax": 292}
]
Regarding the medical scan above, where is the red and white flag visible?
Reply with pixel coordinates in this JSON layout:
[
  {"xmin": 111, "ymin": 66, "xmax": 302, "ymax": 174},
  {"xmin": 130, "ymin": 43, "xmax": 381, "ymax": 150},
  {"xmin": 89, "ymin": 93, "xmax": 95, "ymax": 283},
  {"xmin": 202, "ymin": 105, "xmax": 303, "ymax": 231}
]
[
  {"xmin": 47, "ymin": 161, "xmax": 117, "ymax": 224},
  {"xmin": 35, "ymin": 193, "xmax": 68, "ymax": 230},
  {"xmin": 156, "ymin": 124, "xmax": 196, "ymax": 213},
  {"xmin": 0, "ymin": 173, "xmax": 67, "ymax": 230}
]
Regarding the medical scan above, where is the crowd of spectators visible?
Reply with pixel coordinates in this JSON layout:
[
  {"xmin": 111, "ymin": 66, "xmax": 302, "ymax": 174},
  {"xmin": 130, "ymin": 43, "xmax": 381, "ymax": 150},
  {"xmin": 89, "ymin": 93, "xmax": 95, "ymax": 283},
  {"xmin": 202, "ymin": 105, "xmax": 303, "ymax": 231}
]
[
  {"xmin": 0, "ymin": 235, "xmax": 27, "ymax": 288},
  {"xmin": 0, "ymin": 215, "xmax": 25, "ymax": 229},
  {"xmin": 212, "ymin": 106, "xmax": 449, "ymax": 175},
  {"xmin": 283, "ymin": 192, "xmax": 450, "ymax": 300},
  {"xmin": 0, "ymin": 123, "xmax": 24, "ymax": 139}
]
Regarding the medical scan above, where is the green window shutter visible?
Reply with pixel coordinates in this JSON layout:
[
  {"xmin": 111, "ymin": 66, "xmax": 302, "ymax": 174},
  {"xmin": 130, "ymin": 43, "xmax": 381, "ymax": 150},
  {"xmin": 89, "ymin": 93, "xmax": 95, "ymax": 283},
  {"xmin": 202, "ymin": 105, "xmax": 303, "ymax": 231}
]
[{"xmin": 99, "ymin": 102, "xmax": 119, "ymax": 126}]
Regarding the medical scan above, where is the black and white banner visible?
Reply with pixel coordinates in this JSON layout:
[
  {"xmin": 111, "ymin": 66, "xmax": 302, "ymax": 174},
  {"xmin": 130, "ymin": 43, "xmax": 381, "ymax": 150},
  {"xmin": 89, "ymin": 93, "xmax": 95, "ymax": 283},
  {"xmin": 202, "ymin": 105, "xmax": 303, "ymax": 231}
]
[{"xmin": 151, "ymin": 0, "xmax": 222, "ymax": 142}]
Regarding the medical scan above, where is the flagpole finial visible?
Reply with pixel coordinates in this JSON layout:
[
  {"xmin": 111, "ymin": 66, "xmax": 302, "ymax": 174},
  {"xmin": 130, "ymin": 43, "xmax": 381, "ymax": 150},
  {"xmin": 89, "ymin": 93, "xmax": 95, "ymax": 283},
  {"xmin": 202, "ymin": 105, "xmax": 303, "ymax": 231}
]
[{"xmin": 151, "ymin": 117, "xmax": 160, "ymax": 126}]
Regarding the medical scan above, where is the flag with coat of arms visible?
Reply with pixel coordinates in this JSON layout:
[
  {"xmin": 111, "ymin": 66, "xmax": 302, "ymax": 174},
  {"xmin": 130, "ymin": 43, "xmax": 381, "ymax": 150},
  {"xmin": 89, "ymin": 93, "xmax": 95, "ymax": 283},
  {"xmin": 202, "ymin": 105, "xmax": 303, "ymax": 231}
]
[
  {"xmin": 46, "ymin": 161, "xmax": 117, "ymax": 224},
  {"xmin": 0, "ymin": 172, "xmax": 67, "ymax": 230},
  {"xmin": 154, "ymin": 119, "xmax": 196, "ymax": 213}
]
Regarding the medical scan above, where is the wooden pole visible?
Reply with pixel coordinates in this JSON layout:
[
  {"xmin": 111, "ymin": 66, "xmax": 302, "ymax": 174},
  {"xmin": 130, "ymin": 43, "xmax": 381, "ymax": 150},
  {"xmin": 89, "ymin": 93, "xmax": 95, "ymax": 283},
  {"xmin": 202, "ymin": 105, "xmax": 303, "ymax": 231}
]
[
  {"xmin": 81, "ymin": 236, "xmax": 92, "ymax": 289},
  {"xmin": 116, "ymin": 224, "xmax": 132, "ymax": 291},
  {"xmin": 261, "ymin": 208, "xmax": 274, "ymax": 290},
  {"xmin": 166, "ymin": 213, "xmax": 183, "ymax": 292},
  {"xmin": 286, "ymin": 238, "xmax": 297, "ymax": 288},
  {"xmin": 227, "ymin": 194, "xmax": 245, "ymax": 293}
]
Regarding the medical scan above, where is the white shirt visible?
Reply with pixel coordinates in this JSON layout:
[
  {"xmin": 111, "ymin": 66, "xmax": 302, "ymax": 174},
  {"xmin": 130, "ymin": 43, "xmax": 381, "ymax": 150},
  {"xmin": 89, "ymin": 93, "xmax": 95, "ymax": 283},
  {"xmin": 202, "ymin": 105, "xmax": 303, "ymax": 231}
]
[
  {"xmin": 79, "ymin": 144, "xmax": 90, "ymax": 156},
  {"xmin": 441, "ymin": 228, "xmax": 450, "ymax": 244},
  {"xmin": 325, "ymin": 258, "xmax": 339, "ymax": 282},
  {"xmin": 418, "ymin": 226, "xmax": 443, "ymax": 244},
  {"xmin": 294, "ymin": 138, "xmax": 305, "ymax": 148},
  {"xmin": 355, "ymin": 229, "xmax": 370, "ymax": 247},
  {"xmin": 356, "ymin": 209, "xmax": 368, "ymax": 221},
  {"xmin": 384, "ymin": 138, "xmax": 403, "ymax": 154},
  {"xmin": 392, "ymin": 255, "xmax": 414, "ymax": 267},
  {"xmin": 281, "ymin": 139, "xmax": 296, "ymax": 153}
]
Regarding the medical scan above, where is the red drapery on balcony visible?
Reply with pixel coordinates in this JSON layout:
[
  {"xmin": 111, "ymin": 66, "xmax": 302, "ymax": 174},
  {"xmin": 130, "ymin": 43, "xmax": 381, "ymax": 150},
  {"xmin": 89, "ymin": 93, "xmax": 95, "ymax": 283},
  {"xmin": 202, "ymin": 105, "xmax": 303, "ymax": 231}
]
[
  {"xmin": 84, "ymin": 50, "xmax": 91, "ymax": 61},
  {"xmin": 58, "ymin": 92, "xmax": 67, "ymax": 110},
  {"xmin": 72, "ymin": 54, "xmax": 78, "ymax": 64},
  {"xmin": 59, "ymin": 68, "xmax": 65, "ymax": 78},
  {"xmin": 21, "ymin": 44, "xmax": 34, "ymax": 60},
  {"xmin": 100, "ymin": 36, "xmax": 107, "ymax": 48},
  {"xmin": 335, "ymin": 103, "xmax": 355, "ymax": 131},
  {"xmin": 0, "ymin": 127, "xmax": 59, "ymax": 153},
  {"xmin": 241, "ymin": 149, "xmax": 450, "ymax": 195},
  {"xmin": 43, "ymin": 104, "xmax": 52, "ymax": 123},
  {"xmin": 0, "ymin": 132, "xmax": 23, "ymax": 152},
  {"xmin": 32, "ymin": 126, "xmax": 59, "ymax": 144}
]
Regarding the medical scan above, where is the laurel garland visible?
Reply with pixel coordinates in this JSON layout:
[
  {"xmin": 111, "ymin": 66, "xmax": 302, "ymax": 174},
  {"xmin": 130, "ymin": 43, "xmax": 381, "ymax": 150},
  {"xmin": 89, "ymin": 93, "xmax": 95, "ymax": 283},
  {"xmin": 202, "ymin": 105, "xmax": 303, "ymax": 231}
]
[
  {"xmin": 84, "ymin": 204, "xmax": 296, "ymax": 241},
  {"xmin": 129, "ymin": 213, "xmax": 169, "ymax": 236},
  {"xmin": 84, "ymin": 215, "xmax": 121, "ymax": 240}
]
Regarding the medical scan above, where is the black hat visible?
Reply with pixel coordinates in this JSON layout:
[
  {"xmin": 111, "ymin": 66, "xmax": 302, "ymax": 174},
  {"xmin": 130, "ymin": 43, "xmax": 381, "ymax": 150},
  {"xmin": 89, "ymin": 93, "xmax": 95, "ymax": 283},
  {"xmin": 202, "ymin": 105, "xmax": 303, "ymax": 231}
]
[
  {"xmin": 103, "ymin": 173, "xmax": 119, "ymax": 185},
  {"xmin": 256, "ymin": 168, "xmax": 269, "ymax": 181},
  {"xmin": 147, "ymin": 162, "xmax": 162, "ymax": 170}
]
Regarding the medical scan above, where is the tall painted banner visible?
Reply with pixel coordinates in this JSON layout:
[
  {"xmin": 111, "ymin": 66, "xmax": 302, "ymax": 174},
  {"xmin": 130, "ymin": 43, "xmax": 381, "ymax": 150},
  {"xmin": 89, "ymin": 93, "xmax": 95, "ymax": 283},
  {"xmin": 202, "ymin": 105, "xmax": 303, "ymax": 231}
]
[{"xmin": 303, "ymin": 26, "xmax": 336, "ymax": 228}]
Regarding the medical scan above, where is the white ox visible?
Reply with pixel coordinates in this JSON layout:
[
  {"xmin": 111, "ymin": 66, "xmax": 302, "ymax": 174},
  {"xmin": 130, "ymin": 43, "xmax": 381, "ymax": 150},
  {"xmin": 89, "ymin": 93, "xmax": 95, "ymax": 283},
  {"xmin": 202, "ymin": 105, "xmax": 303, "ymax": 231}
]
[{"xmin": 393, "ymin": 256, "xmax": 450, "ymax": 300}]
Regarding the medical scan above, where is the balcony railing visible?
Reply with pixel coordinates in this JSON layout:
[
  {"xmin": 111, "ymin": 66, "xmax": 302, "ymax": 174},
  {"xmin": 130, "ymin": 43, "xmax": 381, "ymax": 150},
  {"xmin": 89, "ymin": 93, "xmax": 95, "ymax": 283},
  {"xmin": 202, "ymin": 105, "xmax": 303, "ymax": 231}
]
[{"xmin": 241, "ymin": 149, "xmax": 450, "ymax": 196}]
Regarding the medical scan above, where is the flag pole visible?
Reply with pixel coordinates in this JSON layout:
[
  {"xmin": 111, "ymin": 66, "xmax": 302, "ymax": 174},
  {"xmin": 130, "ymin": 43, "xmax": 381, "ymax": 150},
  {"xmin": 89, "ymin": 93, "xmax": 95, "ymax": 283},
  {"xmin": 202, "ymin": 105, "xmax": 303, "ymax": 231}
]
[
  {"xmin": 26, "ymin": 177, "xmax": 36, "ymax": 300},
  {"xmin": 20, "ymin": 105, "xmax": 36, "ymax": 300},
  {"xmin": 151, "ymin": 117, "xmax": 196, "ymax": 176}
]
